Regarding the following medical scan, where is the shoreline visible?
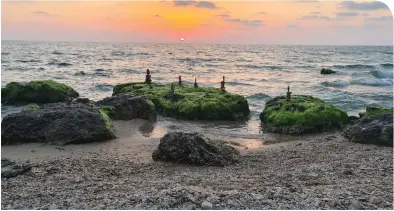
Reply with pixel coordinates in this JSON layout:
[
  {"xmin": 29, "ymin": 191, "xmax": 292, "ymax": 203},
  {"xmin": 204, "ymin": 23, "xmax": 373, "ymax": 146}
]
[{"xmin": 2, "ymin": 120, "xmax": 393, "ymax": 209}]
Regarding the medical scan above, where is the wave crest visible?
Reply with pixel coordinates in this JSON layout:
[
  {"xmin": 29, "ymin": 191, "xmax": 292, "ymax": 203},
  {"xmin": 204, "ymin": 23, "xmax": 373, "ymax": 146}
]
[{"xmin": 371, "ymin": 70, "xmax": 394, "ymax": 79}]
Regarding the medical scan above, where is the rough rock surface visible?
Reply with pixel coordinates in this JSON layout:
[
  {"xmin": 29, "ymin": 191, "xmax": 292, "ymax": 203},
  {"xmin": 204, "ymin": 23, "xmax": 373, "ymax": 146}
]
[
  {"xmin": 1, "ymin": 102, "xmax": 115, "ymax": 145},
  {"xmin": 152, "ymin": 132, "xmax": 239, "ymax": 166},
  {"xmin": 1, "ymin": 80, "xmax": 79, "ymax": 105},
  {"xmin": 96, "ymin": 94, "xmax": 156, "ymax": 121},
  {"xmin": 343, "ymin": 113, "xmax": 393, "ymax": 147},
  {"xmin": 1, "ymin": 158, "xmax": 32, "ymax": 178},
  {"xmin": 1, "ymin": 134, "xmax": 392, "ymax": 210}
]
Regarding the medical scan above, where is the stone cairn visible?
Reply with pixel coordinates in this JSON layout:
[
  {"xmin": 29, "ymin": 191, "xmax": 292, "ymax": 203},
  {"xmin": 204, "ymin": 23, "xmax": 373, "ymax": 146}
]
[
  {"xmin": 286, "ymin": 86, "xmax": 292, "ymax": 101},
  {"xmin": 220, "ymin": 76, "xmax": 226, "ymax": 93},
  {"xmin": 168, "ymin": 83, "xmax": 175, "ymax": 101},
  {"xmin": 145, "ymin": 69, "xmax": 152, "ymax": 84},
  {"xmin": 178, "ymin": 76, "xmax": 182, "ymax": 86},
  {"xmin": 194, "ymin": 78, "xmax": 198, "ymax": 88}
]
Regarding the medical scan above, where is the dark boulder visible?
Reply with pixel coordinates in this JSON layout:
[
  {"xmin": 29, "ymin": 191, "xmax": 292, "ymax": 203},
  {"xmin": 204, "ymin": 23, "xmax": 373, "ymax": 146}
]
[
  {"xmin": 96, "ymin": 94, "xmax": 156, "ymax": 121},
  {"xmin": 343, "ymin": 113, "xmax": 393, "ymax": 147},
  {"xmin": 1, "ymin": 102, "xmax": 115, "ymax": 145},
  {"xmin": 1, "ymin": 80, "xmax": 79, "ymax": 105},
  {"xmin": 321, "ymin": 68, "xmax": 336, "ymax": 74},
  {"xmin": 152, "ymin": 132, "xmax": 239, "ymax": 166},
  {"xmin": 1, "ymin": 158, "xmax": 32, "ymax": 178}
]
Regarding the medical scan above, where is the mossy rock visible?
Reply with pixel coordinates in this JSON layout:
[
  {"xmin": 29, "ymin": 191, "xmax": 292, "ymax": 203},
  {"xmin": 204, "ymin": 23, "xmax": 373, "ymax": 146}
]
[
  {"xmin": 112, "ymin": 82, "xmax": 250, "ymax": 120},
  {"xmin": 1, "ymin": 80, "xmax": 79, "ymax": 105},
  {"xmin": 359, "ymin": 107, "xmax": 393, "ymax": 118},
  {"xmin": 260, "ymin": 95, "xmax": 348, "ymax": 134},
  {"xmin": 321, "ymin": 68, "xmax": 336, "ymax": 74},
  {"xmin": 22, "ymin": 104, "xmax": 40, "ymax": 111}
]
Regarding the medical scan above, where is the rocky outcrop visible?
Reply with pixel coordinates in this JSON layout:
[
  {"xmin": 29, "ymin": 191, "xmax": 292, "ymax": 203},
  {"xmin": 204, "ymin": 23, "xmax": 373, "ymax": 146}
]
[
  {"xmin": 112, "ymin": 82, "xmax": 250, "ymax": 120},
  {"xmin": 1, "ymin": 80, "xmax": 79, "ymax": 105},
  {"xmin": 152, "ymin": 132, "xmax": 239, "ymax": 166},
  {"xmin": 260, "ymin": 95, "xmax": 348, "ymax": 134},
  {"xmin": 1, "ymin": 102, "xmax": 115, "ymax": 145},
  {"xmin": 96, "ymin": 94, "xmax": 156, "ymax": 121},
  {"xmin": 1, "ymin": 158, "xmax": 32, "ymax": 178},
  {"xmin": 320, "ymin": 68, "xmax": 336, "ymax": 74},
  {"xmin": 343, "ymin": 113, "xmax": 393, "ymax": 147}
]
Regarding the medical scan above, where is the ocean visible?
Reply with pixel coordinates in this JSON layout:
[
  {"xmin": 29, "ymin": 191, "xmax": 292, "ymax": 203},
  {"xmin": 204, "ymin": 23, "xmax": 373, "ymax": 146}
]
[{"xmin": 1, "ymin": 40, "xmax": 393, "ymax": 142}]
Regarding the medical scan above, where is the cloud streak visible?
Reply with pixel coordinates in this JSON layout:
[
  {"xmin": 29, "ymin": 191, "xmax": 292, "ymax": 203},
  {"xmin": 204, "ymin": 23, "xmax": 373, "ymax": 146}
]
[
  {"xmin": 340, "ymin": 1, "xmax": 388, "ymax": 11},
  {"xmin": 195, "ymin": 1, "xmax": 218, "ymax": 9},
  {"xmin": 301, "ymin": 15, "xmax": 330, "ymax": 20},
  {"xmin": 32, "ymin": 11, "xmax": 56, "ymax": 17},
  {"xmin": 367, "ymin": 16, "xmax": 393, "ymax": 21},
  {"xmin": 173, "ymin": 1, "xmax": 196, "ymax": 6},
  {"xmin": 173, "ymin": 0, "xmax": 219, "ymax": 9},
  {"xmin": 336, "ymin": 12, "xmax": 359, "ymax": 18}
]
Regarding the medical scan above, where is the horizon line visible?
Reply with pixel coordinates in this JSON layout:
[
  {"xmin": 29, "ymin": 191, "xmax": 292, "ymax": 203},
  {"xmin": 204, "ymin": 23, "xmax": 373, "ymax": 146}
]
[{"xmin": 2, "ymin": 39, "xmax": 393, "ymax": 47}]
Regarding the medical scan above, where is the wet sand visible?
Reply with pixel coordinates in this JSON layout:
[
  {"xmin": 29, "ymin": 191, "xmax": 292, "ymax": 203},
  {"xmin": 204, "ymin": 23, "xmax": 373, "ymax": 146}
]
[{"xmin": 1, "ymin": 120, "xmax": 393, "ymax": 209}]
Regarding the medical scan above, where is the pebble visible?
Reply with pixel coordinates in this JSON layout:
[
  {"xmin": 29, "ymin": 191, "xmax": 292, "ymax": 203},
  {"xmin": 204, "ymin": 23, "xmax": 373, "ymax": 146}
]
[
  {"xmin": 349, "ymin": 199, "xmax": 362, "ymax": 210},
  {"xmin": 48, "ymin": 203, "xmax": 58, "ymax": 210},
  {"xmin": 201, "ymin": 201, "xmax": 213, "ymax": 210}
]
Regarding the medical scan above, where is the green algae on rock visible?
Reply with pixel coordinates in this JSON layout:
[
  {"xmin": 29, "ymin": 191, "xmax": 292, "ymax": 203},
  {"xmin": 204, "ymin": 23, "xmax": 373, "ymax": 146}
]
[
  {"xmin": 1, "ymin": 80, "xmax": 79, "ymax": 105},
  {"xmin": 112, "ymin": 82, "xmax": 250, "ymax": 120},
  {"xmin": 260, "ymin": 95, "xmax": 348, "ymax": 134},
  {"xmin": 359, "ymin": 107, "xmax": 393, "ymax": 118},
  {"xmin": 22, "ymin": 104, "xmax": 40, "ymax": 111}
]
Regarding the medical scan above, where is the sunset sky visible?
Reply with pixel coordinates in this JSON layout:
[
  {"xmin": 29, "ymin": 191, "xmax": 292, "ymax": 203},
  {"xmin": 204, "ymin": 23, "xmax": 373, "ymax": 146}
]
[{"xmin": 2, "ymin": 0, "xmax": 393, "ymax": 45}]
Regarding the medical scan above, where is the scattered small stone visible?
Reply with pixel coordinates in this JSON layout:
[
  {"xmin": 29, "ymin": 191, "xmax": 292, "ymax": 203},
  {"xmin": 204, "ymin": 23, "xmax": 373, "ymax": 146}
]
[
  {"xmin": 201, "ymin": 201, "xmax": 213, "ymax": 210},
  {"xmin": 48, "ymin": 203, "xmax": 58, "ymax": 210},
  {"xmin": 343, "ymin": 169, "xmax": 353, "ymax": 175},
  {"xmin": 349, "ymin": 199, "xmax": 362, "ymax": 210}
]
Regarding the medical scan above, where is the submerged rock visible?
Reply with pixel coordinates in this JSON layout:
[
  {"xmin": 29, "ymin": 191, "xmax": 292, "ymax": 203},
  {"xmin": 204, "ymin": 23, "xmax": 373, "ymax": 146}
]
[
  {"xmin": 112, "ymin": 82, "xmax": 250, "ymax": 120},
  {"xmin": 260, "ymin": 95, "xmax": 348, "ymax": 134},
  {"xmin": 96, "ymin": 94, "xmax": 156, "ymax": 121},
  {"xmin": 1, "ymin": 102, "xmax": 115, "ymax": 145},
  {"xmin": 152, "ymin": 132, "xmax": 239, "ymax": 166},
  {"xmin": 1, "ymin": 80, "xmax": 79, "ymax": 105},
  {"xmin": 1, "ymin": 158, "xmax": 32, "ymax": 178},
  {"xmin": 320, "ymin": 68, "xmax": 336, "ymax": 74},
  {"xmin": 358, "ymin": 107, "xmax": 393, "ymax": 118},
  {"xmin": 343, "ymin": 113, "xmax": 393, "ymax": 147}
]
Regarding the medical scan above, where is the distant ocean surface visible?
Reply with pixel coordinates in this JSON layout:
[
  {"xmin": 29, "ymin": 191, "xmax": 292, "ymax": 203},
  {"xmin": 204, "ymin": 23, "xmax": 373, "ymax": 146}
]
[{"xmin": 2, "ymin": 41, "xmax": 393, "ymax": 141}]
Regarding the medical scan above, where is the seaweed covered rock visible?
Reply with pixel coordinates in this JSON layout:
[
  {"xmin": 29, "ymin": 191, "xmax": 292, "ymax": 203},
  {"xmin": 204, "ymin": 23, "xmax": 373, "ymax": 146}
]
[
  {"xmin": 112, "ymin": 82, "xmax": 250, "ymax": 120},
  {"xmin": 321, "ymin": 68, "xmax": 336, "ymax": 74},
  {"xmin": 96, "ymin": 93, "xmax": 156, "ymax": 121},
  {"xmin": 1, "ymin": 102, "xmax": 115, "ymax": 145},
  {"xmin": 343, "ymin": 113, "xmax": 393, "ymax": 147},
  {"xmin": 152, "ymin": 132, "xmax": 239, "ymax": 166},
  {"xmin": 260, "ymin": 95, "xmax": 348, "ymax": 134},
  {"xmin": 22, "ymin": 103, "xmax": 40, "ymax": 111},
  {"xmin": 1, "ymin": 80, "xmax": 79, "ymax": 105},
  {"xmin": 1, "ymin": 158, "xmax": 32, "ymax": 178},
  {"xmin": 359, "ymin": 107, "xmax": 393, "ymax": 118}
]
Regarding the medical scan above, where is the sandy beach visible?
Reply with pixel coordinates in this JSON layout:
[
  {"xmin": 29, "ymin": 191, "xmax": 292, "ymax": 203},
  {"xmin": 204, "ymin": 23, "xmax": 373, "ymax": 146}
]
[{"xmin": 1, "ymin": 120, "xmax": 393, "ymax": 210}]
